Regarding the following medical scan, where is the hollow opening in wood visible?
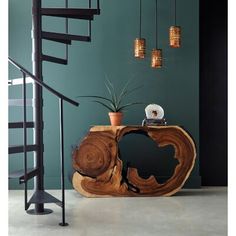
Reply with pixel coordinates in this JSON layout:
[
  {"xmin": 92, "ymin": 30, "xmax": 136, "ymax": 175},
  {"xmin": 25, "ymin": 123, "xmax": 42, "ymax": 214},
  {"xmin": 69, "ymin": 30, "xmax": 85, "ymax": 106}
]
[{"xmin": 118, "ymin": 132, "xmax": 179, "ymax": 184}]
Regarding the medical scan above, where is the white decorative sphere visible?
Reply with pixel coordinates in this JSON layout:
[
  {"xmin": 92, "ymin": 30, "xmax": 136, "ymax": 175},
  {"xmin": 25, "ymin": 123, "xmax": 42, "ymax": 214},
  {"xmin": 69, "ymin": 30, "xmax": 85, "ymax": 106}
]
[{"xmin": 145, "ymin": 104, "xmax": 164, "ymax": 119}]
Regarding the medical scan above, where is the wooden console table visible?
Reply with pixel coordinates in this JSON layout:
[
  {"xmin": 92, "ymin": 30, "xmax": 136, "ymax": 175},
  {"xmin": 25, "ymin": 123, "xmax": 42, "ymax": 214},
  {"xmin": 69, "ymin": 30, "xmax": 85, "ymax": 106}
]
[{"xmin": 72, "ymin": 126, "xmax": 196, "ymax": 197}]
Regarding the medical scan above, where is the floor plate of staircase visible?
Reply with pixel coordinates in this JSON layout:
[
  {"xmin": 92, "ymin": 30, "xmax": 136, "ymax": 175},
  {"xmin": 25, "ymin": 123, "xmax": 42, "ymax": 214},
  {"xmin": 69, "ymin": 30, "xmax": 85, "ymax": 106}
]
[{"xmin": 28, "ymin": 190, "xmax": 62, "ymax": 207}]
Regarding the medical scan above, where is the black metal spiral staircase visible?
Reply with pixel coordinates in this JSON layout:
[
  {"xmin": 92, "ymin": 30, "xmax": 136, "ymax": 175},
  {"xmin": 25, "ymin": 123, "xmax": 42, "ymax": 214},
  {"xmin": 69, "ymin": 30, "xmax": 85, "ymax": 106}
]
[{"xmin": 8, "ymin": 0, "xmax": 100, "ymax": 226}]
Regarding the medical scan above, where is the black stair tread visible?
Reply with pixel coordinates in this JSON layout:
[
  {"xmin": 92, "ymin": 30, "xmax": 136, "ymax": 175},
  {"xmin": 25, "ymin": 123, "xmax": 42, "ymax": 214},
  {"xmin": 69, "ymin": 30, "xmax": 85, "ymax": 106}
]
[
  {"xmin": 8, "ymin": 168, "xmax": 38, "ymax": 179},
  {"xmin": 9, "ymin": 144, "xmax": 38, "ymax": 154},
  {"xmin": 8, "ymin": 99, "xmax": 34, "ymax": 107},
  {"xmin": 9, "ymin": 168, "xmax": 35, "ymax": 179},
  {"xmin": 41, "ymin": 8, "xmax": 100, "ymax": 15},
  {"xmin": 42, "ymin": 32, "xmax": 72, "ymax": 45},
  {"xmin": 8, "ymin": 77, "xmax": 33, "ymax": 86},
  {"xmin": 42, "ymin": 31, "xmax": 91, "ymax": 42},
  {"xmin": 42, "ymin": 55, "xmax": 67, "ymax": 65},
  {"xmin": 9, "ymin": 168, "xmax": 39, "ymax": 184},
  {"xmin": 28, "ymin": 190, "xmax": 62, "ymax": 207},
  {"xmin": 9, "ymin": 122, "xmax": 34, "ymax": 129},
  {"xmin": 41, "ymin": 8, "xmax": 100, "ymax": 19}
]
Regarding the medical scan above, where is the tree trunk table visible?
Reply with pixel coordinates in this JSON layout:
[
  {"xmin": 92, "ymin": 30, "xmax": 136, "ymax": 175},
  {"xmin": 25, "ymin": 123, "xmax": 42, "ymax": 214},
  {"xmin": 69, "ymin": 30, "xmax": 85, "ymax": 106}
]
[{"xmin": 72, "ymin": 126, "xmax": 196, "ymax": 197}]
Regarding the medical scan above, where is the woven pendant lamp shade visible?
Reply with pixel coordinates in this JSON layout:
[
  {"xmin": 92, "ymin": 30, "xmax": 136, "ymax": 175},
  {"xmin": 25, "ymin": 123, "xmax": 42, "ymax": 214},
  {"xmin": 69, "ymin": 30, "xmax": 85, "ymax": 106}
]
[
  {"xmin": 151, "ymin": 49, "xmax": 162, "ymax": 68},
  {"xmin": 134, "ymin": 38, "xmax": 146, "ymax": 58},
  {"xmin": 170, "ymin": 0, "xmax": 181, "ymax": 48},
  {"xmin": 151, "ymin": 0, "xmax": 162, "ymax": 69},
  {"xmin": 134, "ymin": 0, "xmax": 146, "ymax": 59},
  {"xmin": 169, "ymin": 26, "xmax": 181, "ymax": 48}
]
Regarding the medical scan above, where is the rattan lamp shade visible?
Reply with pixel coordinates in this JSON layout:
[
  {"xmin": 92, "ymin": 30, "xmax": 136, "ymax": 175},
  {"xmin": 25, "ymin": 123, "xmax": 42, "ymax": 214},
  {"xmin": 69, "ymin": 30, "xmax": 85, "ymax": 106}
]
[
  {"xmin": 169, "ymin": 26, "xmax": 181, "ymax": 48},
  {"xmin": 134, "ymin": 38, "xmax": 146, "ymax": 59},
  {"xmin": 151, "ymin": 49, "xmax": 162, "ymax": 68}
]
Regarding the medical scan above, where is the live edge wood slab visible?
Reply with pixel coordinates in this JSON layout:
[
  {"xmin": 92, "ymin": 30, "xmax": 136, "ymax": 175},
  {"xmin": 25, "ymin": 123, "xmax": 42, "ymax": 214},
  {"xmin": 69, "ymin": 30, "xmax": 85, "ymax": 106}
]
[{"xmin": 72, "ymin": 126, "xmax": 196, "ymax": 197}]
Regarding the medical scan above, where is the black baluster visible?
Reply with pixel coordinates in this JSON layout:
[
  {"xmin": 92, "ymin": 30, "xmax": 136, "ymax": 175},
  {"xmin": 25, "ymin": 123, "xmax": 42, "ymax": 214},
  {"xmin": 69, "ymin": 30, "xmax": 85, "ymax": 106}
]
[
  {"xmin": 22, "ymin": 72, "xmax": 28, "ymax": 210},
  {"xmin": 59, "ymin": 98, "xmax": 68, "ymax": 226}
]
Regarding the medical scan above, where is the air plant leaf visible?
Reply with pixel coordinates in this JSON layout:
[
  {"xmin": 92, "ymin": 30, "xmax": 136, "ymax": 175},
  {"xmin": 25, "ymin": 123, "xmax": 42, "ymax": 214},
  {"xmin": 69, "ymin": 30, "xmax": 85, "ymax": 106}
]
[
  {"xmin": 105, "ymin": 76, "xmax": 118, "ymax": 108},
  {"xmin": 117, "ymin": 102, "xmax": 143, "ymax": 112},
  {"xmin": 92, "ymin": 100, "xmax": 116, "ymax": 112},
  {"xmin": 78, "ymin": 76, "xmax": 142, "ymax": 113},
  {"xmin": 77, "ymin": 95, "xmax": 113, "ymax": 103},
  {"xmin": 123, "ymin": 85, "xmax": 143, "ymax": 97},
  {"xmin": 78, "ymin": 95, "xmax": 116, "ymax": 111},
  {"xmin": 104, "ymin": 82, "xmax": 118, "ymax": 110},
  {"xmin": 117, "ymin": 85, "xmax": 143, "ymax": 108},
  {"xmin": 117, "ymin": 78, "xmax": 132, "ymax": 106},
  {"xmin": 104, "ymin": 81, "xmax": 113, "ymax": 100}
]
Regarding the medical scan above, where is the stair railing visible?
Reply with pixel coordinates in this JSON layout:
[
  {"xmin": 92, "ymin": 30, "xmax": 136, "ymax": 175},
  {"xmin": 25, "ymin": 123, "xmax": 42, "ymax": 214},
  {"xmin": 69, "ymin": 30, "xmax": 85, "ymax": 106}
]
[{"xmin": 9, "ymin": 57, "xmax": 79, "ymax": 226}]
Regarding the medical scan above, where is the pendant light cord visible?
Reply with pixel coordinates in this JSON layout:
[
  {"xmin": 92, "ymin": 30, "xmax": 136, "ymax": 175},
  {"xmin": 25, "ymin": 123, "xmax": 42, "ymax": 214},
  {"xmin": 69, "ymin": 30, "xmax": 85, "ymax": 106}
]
[
  {"xmin": 174, "ymin": 0, "xmax": 177, "ymax": 25},
  {"xmin": 155, "ymin": 0, "xmax": 158, "ymax": 49},
  {"xmin": 65, "ymin": 0, "xmax": 68, "ymax": 60},
  {"xmin": 139, "ymin": 0, "xmax": 142, "ymax": 38}
]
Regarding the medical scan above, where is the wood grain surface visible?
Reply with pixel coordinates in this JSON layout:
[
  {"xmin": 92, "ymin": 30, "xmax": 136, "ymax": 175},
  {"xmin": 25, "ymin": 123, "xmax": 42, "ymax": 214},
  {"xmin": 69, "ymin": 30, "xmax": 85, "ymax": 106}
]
[{"xmin": 72, "ymin": 126, "xmax": 196, "ymax": 197}]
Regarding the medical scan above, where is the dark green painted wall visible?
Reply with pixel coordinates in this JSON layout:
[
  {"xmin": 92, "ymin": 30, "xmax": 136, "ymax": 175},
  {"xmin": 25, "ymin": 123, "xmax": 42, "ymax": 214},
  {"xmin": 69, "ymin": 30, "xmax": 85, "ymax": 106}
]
[{"xmin": 9, "ymin": 0, "xmax": 200, "ymax": 189}]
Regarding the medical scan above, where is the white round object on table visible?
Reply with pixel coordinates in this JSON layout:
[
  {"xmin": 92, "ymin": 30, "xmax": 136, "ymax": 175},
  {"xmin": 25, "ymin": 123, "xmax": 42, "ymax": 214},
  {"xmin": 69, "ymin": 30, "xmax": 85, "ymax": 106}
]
[{"xmin": 145, "ymin": 104, "xmax": 164, "ymax": 119}]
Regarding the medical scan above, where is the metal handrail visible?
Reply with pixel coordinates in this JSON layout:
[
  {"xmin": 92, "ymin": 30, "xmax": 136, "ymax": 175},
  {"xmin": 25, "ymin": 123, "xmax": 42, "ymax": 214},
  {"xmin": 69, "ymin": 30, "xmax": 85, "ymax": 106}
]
[
  {"xmin": 9, "ymin": 56, "xmax": 78, "ymax": 225},
  {"xmin": 8, "ymin": 57, "xmax": 79, "ymax": 107}
]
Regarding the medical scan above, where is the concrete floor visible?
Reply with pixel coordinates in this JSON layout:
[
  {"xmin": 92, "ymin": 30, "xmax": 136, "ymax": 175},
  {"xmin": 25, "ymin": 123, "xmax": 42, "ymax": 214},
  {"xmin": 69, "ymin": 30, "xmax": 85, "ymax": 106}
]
[{"xmin": 9, "ymin": 187, "xmax": 227, "ymax": 236}]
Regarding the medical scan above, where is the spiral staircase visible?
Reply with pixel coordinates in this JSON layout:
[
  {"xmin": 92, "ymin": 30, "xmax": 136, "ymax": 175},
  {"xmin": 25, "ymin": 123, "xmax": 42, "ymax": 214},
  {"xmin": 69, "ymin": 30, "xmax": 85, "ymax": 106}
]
[{"xmin": 8, "ymin": 0, "xmax": 100, "ymax": 226}]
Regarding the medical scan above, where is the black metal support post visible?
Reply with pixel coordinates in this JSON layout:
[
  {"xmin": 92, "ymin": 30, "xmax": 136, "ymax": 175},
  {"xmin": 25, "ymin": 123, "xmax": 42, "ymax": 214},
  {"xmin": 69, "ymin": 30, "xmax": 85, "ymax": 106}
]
[
  {"xmin": 22, "ymin": 72, "xmax": 29, "ymax": 211},
  {"xmin": 27, "ymin": 0, "xmax": 52, "ymax": 215},
  {"xmin": 88, "ymin": 0, "xmax": 92, "ymax": 37},
  {"xmin": 59, "ymin": 99, "xmax": 68, "ymax": 226},
  {"xmin": 65, "ymin": 0, "xmax": 68, "ymax": 60}
]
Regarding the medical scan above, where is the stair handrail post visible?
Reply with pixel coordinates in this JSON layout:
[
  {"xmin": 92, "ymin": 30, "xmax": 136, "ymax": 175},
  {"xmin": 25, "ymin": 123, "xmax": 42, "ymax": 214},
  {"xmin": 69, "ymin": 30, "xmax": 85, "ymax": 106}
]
[
  {"xmin": 59, "ymin": 98, "xmax": 68, "ymax": 226},
  {"xmin": 32, "ymin": 0, "xmax": 45, "ymax": 213},
  {"xmin": 22, "ymin": 72, "xmax": 29, "ymax": 210}
]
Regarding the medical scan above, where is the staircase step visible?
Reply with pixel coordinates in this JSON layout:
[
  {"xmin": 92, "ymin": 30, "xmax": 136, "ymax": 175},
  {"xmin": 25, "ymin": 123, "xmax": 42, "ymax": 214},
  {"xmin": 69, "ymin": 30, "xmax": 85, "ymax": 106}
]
[
  {"xmin": 9, "ymin": 122, "xmax": 34, "ymax": 129},
  {"xmin": 8, "ymin": 99, "xmax": 34, "ymax": 107},
  {"xmin": 42, "ymin": 55, "xmax": 67, "ymax": 65},
  {"xmin": 9, "ymin": 168, "xmax": 39, "ymax": 184},
  {"xmin": 41, "ymin": 8, "xmax": 100, "ymax": 19},
  {"xmin": 42, "ymin": 31, "xmax": 91, "ymax": 43},
  {"xmin": 8, "ymin": 77, "xmax": 33, "ymax": 86},
  {"xmin": 28, "ymin": 190, "xmax": 62, "ymax": 207},
  {"xmin": 9, "ymin": 145, "xmax": 38, "ymax": 154},
  {"xmin": 42, "ymin": 32, "xmax": 72, "ymax": 45}
]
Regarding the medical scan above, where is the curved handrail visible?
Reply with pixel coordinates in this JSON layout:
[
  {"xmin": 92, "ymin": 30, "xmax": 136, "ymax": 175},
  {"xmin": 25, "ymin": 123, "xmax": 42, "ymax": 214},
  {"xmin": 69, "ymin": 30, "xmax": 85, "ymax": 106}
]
[{"xmin": 8, "ymin": 57, "xmax": 79, "ymax": 107}]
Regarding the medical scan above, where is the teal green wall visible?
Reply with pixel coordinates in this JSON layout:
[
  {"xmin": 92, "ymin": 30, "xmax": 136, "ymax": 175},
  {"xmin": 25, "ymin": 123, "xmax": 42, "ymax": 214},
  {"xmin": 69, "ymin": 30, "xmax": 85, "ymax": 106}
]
[{"xmin": 9, "ymin": 0, "xmax": 200, "ymax": 189}]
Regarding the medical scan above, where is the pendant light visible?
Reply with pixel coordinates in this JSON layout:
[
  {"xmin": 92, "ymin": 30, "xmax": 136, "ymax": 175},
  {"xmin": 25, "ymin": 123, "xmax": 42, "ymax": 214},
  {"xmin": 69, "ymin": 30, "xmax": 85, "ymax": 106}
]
[
  {"xmin": 134, "ymin": 0, "xmax": 146, "ymax": 59},
  {"xmin": 169, "ymin": 0, "xmax": 181, "ymax": 48},
  {"xmin": 151, "ymin": 0, "xmax": 162, "ymax": 68}
]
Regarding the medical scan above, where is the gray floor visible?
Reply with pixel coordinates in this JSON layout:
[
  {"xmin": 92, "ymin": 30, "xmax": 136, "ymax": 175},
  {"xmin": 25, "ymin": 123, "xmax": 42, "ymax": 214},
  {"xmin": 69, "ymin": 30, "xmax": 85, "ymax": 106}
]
[{"xmin": 9, "ymin": 187, "xmax": 227, "ymax": 236}]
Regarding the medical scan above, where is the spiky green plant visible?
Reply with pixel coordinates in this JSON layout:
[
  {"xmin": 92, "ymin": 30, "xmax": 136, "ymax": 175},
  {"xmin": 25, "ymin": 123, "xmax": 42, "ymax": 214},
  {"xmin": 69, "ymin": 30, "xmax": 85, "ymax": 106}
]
[{"xmin": 78, "ymin": 79, "xmax": 142, "ymax": 112}]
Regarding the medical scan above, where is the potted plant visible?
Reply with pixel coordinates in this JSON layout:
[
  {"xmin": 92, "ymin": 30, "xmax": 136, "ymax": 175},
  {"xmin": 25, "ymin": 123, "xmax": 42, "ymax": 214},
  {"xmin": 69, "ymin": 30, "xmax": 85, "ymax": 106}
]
[{"xmin": 78, "ymin": 79, "xmax": 142, "ymax": 126}]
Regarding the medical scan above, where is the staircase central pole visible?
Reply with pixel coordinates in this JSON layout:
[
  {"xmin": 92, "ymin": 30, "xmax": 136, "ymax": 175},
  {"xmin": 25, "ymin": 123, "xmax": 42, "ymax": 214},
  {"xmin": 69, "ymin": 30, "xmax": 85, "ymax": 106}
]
[{"xmin": 28, "ymin": 0, "xmax": 52, "ymax": 215}]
